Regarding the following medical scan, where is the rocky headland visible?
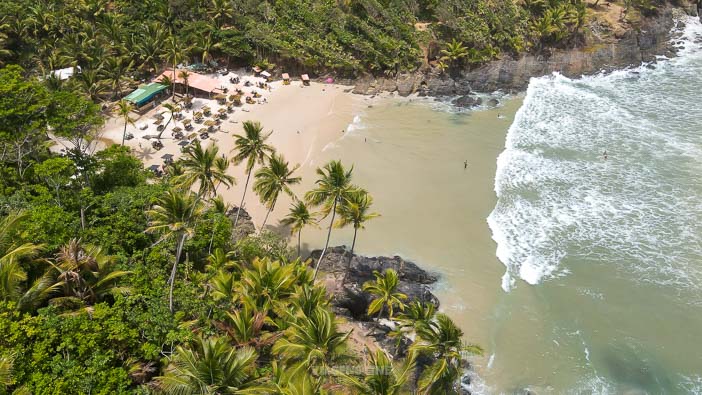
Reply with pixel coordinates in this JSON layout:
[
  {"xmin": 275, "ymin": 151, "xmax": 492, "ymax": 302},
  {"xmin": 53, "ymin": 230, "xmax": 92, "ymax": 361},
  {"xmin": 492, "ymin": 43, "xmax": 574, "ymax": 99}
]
[{"xmin": 344, "ymin": 5, "xmax": 699, "ymax": 104}]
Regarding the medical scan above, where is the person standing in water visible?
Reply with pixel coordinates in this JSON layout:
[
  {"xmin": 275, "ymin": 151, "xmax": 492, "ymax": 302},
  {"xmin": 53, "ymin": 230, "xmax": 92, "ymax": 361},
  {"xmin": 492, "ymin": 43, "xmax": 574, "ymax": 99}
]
[{"xmin": 603, "ymin": 150, "xmax": 608, "ymax": 160}]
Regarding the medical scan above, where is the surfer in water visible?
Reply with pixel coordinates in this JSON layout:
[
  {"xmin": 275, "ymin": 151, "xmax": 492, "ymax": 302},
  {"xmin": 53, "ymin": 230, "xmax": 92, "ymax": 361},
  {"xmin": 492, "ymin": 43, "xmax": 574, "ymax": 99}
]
[{"xmin": 603, "ymin": 150, "xmax": 608, "ymax": 160}]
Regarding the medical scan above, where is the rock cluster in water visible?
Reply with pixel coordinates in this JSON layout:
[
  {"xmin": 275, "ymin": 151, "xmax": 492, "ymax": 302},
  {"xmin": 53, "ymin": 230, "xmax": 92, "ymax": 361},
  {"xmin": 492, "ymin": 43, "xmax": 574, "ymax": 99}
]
[{"xmin": 308, "ymin": 246, "xmax": 440, "ymax": 319}]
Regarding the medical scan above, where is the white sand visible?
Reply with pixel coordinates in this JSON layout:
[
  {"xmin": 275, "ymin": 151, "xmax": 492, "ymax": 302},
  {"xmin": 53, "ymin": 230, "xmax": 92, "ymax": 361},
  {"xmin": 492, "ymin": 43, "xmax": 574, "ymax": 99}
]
[{"xmin": 102, "ymin": 73, "xmax": 366, "ymax": 226}]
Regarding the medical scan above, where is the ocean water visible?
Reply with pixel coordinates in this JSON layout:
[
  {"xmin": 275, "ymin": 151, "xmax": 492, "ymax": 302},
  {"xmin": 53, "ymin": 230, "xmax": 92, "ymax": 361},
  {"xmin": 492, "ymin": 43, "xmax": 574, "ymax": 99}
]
[
  {"xmin": 484, "ymin": 16, "xmax": 702, "ymax": 394},
  {"xmin": 260, "ymin": 15, "xmax": 702, "ymax": 393}
]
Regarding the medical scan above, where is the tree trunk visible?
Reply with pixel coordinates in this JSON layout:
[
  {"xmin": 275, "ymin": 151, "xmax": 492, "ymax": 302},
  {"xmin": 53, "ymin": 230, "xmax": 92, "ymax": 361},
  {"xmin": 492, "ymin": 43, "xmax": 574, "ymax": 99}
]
[
  {"xmin": 260, "ymin": 202, "xmax": 275, "ymax": 232},
  {"xmin": 313, "ymin": 199, "xmax": 337, "ymax": 281},
  {"xmin": 121, "ymin": 119, "xmax": 128, "ymax": 146},
  {"xmin": 348, "ymin": 227, "xmax": 357, "ymax": 266},
  {"xmin": 172, "ymin": 64, "xmax": 177, "ymax": 100},
  {"xmin": 342, "ymin": 227, "xmax": 358, "ymax": 285},
  {"xmin": 168, "ymin": 233, "xmax": 187, "ymax": 313},
  {"xmin": 232, "ymin": 169, "xmax": 252, "ymax": 233},
  {"xmin": 207, "ymin": 215, "xmax": 217, "ymax": 255},
  {"xmin": 297, "ymin": 229, "xmax": 302, "ymax": 257}
]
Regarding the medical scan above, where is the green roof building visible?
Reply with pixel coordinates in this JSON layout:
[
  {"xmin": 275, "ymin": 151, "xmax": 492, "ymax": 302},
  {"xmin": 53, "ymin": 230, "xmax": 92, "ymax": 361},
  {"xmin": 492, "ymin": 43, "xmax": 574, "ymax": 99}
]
[{"xmin": 124, "ymin": 82, "xmax": 167, "ymax": 106}]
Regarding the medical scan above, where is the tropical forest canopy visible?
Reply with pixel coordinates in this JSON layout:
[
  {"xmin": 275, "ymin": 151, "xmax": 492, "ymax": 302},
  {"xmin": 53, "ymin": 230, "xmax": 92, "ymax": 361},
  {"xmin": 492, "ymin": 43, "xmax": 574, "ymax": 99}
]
[{"xmin": 0, "ymin": 0, "xmax": 663, "ymax": 89}]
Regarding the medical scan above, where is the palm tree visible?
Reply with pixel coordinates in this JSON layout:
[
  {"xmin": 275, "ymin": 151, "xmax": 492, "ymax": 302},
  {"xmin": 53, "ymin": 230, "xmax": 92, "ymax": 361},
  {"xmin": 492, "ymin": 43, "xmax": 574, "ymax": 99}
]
[
  {"xmin": 158, "ymin": 102, "xmax": 179, "ymax": 139},
  {"xmin": 196, "ymin": 32, "xmax": 221, "ymax": 65},
  {"xmin": 363, "ymin": 269, "xmax": 407, "ymax": 319},
  {"xmin": 336, "ymin": 190, "xmax": 379, "ymax": 266},
  {"xmin": 304, "ymin": 160, "xmax": 357, "ymax": 280},
  {"xmin": 0, "ymin": 212, "xmax": 62, "ymax": 313},
  {"xmin": 161, "ymin": 36, "xmax": 188, "ymax": 99},
  {"xmin": 177, "ymin": 70, "xmax": 190, "ymax": 96},
  {"xmin": 174, "ymin": 140, "xmax": 235, "ymax": 199},
  {"xmin": 281, "ymin": 200, "xmax": 317, "ymax": 257},
  {"xmin": 157, "ymin": 336, "xmax": 265, "ymax": 394},
  {"xmin": 440, "ymin": 39, "xmax": 469, "ymax": 65},
  {"xmin": 146, "ymin": 189, "xmax": 204, "ymax": 312},
  {"xmin": 114, "ymin": 99, "xmax": 134, "ymax": 146},
  {"xmin": 338, "ymin": 348, "xmax": 415, "ymax": 395},
  {"xmin": 0, "ymin": 354, "xmax": 13, "ymax": 389},
  {"xmin": 412, "ymin": 314, "xmax": 483, "ymax": 394},
  {"xmin": 253, "ymin": 153, "xmax": 301, "ymax": 230},
  {"xmin": 208, "ymin": 0, "xmax": 235, "ymax": 28},
  {"xmin": 272, "ymin": 307, "xmax": 352, "ymax": 376},
  {"xmin": 231, "ymin": 121, "xmax": 275, "ymax": 232},
  {"xmin": 51, "ymin": 239, "xmax": 131, "ymax": 306},
  {"xmin": 0, "ymin": 211, "xmax": 43, "ymax": 303}
]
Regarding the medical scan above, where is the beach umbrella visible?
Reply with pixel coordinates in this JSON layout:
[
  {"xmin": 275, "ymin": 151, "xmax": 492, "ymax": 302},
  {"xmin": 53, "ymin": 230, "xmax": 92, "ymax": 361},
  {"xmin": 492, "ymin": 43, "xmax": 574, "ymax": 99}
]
[
  {"xmin": 178, "ymin": 140, "xmax": 190, "ymax": 146},
  {"xmin": 204, "ymin": 120, "xmax": 217, "ymax": 127},
  {"xmin": 188, "ymin": 132, "xmax": 198, "ymax": 139},
  {"xmin": 148, "ymin": 164, "xmax": 161, "ymax": 173},
  {"xmin": 172, "ymin": 126, "xmax": 182, "ymax": 133},
  {"xmin": 183, "ymin": 119, "xmax": 192, "ymax": 125},
  {"xmin": 198, "ymin": 128, "xmax": 208, "ymax": 134},
  {"xmin": 161, "ymin": 153, "xmax": 174, "ymax": 161},
  {"xmin": 218, "ymin": 108, "xmax": 226, "ymax": 113}
]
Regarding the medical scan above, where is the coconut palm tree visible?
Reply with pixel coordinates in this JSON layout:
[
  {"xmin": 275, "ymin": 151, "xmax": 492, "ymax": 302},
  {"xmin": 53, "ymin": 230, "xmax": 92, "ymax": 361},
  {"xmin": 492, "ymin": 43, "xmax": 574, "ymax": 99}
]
[
  {"xmin": 272, "ymin": 307, "xmax": 352, "ymax": 376},
  {"xmin": 161, "ymin": 36, "xmax": 188, "ymax": 99},
  {"xmin": 336, "ymin": 190, "xmax": 379, "ymax": 266},
  {"xmin": 253, "ymin": 153, "xmax": 301, "ymax": 230},
  {"xmin": 363, "ymin": 269, "xmax": 407, "ymax": 319},
  {"xmin": 146, "ymin": 189, "xmax": 204, "ymax": 312},
  {"xmin": 0, "ymin": 354, "xmax": 13, "ymax": 389},
  {"xmin": 50, "ymin": 239, "xmax": 131, "ymax": 306},
  {"xmin": 157, "ymin": 336, "xmax": 265, "ymax": 394},
  {"xmin": 177, "ymin": 70, "xmax": 191, "ymax": 96},
  {"xmin": 338, "ymin": 347, "xmax": 415, "ymax": 395},
  {"xmin": 196, "ymin": 32, "xmax": 221, "ymax": 65},
  {"xmin": 0, "ymin": 212, "xmax": 43, "ymax": 303},
  {"xmin": 412, "ymin": 314, "xmax": 483, "ymax": 394},
  {"xmin": 208, "ymin": 0, "xmax": 235, "ymax": 28},
  {"xmin": 281, "ymin": 200, "xmax": 317, "ymax": 257},
  {"xmin": 175, "ymin": 140, "xmax": 235, "ymax": 199},
  {"xmin": 239, "ymin": 257, "xmax": 299, "ymax": 313},
  {"xmin": 114, "ymin": 99, "xmax": 134, "ymax": 146},
  {"xmin": 440, "ymin": 39, "xmax": 469, "ymax": 65},
  {"xmin": 158, "ymin": 102, "xmax": 179, "ymax": 139},
  {"xmin": 304, "ymin": 160, "xmax": 357, "ymax": 280},
  {"xmin": 231, "ymin": 121, "xmax": 275, "ymax": 232}
]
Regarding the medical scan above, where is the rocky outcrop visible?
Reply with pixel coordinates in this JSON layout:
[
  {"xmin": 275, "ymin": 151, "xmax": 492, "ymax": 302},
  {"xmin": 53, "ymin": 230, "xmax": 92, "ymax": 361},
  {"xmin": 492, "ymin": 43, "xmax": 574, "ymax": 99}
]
[
  {"xmin": 453, "ymin": 95, "xmax": 483, "ymax": 108},
  {"xmin": 228, "ymin": 207, "xmax": 255, "ymax": 240},
  {"xmin": 351, "ymin": 6, "xmax": 684, "ymax": 95},
  {"xmin": 309, "ymin": 246, "xmax": 440, "ymax": 320}
]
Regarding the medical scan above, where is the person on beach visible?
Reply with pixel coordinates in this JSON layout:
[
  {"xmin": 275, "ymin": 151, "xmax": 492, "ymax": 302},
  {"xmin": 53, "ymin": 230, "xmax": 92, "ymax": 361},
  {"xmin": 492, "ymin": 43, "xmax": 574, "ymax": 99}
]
[{"xmin": 464, "ymin": 160, "xmax": 468, "ymax": 169}]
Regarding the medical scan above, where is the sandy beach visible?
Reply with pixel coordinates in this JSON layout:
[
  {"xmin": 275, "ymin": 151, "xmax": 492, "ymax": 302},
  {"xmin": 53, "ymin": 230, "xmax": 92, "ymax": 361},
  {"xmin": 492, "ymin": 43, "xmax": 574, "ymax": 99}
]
[{"xmin": 102, "ymin": 73, "xmax": 368, "ymax": 226}]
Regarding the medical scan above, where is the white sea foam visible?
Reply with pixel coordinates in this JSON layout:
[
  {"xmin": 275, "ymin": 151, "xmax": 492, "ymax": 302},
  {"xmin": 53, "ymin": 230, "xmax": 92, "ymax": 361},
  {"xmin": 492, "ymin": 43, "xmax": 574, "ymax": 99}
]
[{"xmin": 488, "ymin": 15, "xmax": 702, "ymax": 291}]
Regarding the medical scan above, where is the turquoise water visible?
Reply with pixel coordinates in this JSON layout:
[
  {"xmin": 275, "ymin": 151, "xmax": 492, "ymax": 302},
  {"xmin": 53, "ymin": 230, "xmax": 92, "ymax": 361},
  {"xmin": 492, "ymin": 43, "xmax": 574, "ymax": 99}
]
[{"xmin": 484, "ymin": 15, "xmax": 702, "ymax": 394}]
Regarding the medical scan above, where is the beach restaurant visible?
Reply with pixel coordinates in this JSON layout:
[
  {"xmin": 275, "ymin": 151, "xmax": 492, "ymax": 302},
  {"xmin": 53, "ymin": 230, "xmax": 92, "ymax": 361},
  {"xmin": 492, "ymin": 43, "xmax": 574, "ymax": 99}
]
[
  {"xmin": 124, "ymin": 82, "xmax": 168, "ymax": 112},
  {"xmin": 155, "ymin": 69, "xmax": 225, "ymax": 98}
]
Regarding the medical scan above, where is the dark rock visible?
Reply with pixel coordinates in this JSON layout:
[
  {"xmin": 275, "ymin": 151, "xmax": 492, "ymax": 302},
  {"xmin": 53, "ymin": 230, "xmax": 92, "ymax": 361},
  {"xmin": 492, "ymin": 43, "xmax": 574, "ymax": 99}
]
[
  {"xmin": 228, "ymin": 207, "xmax": 255, "ymax": 240},
  {"xmin": 308, "ymin": 246, "xmax": 440, "ymax": 320},
  {"xmin": 453, "ymin": 95, "xmax": 483, "ymax": 108},
  {"xmin": 487, "ymin": 98, "xmax": 500, "ymax": 107}
]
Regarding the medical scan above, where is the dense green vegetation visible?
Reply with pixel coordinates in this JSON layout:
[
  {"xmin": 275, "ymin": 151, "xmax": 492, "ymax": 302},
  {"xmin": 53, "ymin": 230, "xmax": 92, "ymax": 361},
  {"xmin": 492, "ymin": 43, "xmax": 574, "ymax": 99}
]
[
  {"xmin": 0, "ymin": 0, "xmax": 667, "ymax": 102},
  {"xmin": 0, "ymin": 65, "xmax": 483, "ymax": 393}
]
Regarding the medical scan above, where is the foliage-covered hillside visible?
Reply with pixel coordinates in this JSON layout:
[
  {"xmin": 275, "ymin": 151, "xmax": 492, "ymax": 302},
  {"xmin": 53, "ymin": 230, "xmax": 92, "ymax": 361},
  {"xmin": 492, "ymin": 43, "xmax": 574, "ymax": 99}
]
[{"xmin": 0, "ymin": 0, "xmax": 664, "ymax": 101}]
